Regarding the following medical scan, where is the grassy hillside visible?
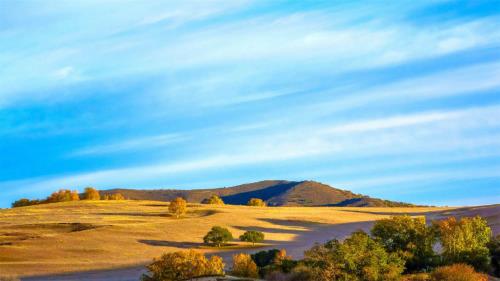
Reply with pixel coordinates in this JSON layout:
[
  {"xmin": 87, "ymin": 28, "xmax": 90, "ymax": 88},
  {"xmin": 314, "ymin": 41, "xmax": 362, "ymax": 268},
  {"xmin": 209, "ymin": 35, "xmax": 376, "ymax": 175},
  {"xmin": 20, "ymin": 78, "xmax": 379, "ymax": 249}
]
[
  {"xmin": 0, "ymin": 200, "xmax": 452, "ymax": 278},
  {"xmin": 102, "ymin": 180, "xmax": 415, "ymax": 207}
]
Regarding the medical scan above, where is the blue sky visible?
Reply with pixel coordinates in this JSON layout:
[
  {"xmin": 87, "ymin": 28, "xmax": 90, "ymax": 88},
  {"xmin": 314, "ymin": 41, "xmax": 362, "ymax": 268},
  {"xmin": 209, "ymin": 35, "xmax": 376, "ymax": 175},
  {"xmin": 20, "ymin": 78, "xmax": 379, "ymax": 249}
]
[{"xmin": 1, "ymin": 0, "xmax": 500, "ymax": 208}]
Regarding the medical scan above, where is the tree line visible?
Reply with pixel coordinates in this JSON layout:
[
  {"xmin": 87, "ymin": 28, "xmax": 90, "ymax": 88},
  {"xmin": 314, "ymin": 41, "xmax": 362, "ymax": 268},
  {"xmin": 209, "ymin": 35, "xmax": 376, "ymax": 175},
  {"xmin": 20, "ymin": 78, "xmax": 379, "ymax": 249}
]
[{"xmin": 11, "ymin": 187, "xmax": 125, "ymax": 207}]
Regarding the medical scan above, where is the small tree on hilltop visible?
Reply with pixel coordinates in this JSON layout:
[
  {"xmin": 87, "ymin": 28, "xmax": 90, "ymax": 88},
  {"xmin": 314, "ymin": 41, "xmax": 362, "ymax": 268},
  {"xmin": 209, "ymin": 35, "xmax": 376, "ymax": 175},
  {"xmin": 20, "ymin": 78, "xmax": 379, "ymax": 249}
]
[
  {"xmin": 83, "ymin": 187, "xmax": 101, "ymax": 200},
  {"xmin": 203, "ymin": 226, "xmax": 233, "ymax": 247},
  {"xmin": 141, "ymin": 250, "xmax": 224, "ymax": 281},
  {"xmin": 203, "ymin": 195, "xmax": 224, "ymax": 205},
  {"xmin": 240, "ymin": 230, "xmax": 265, "ymax": 245},
  {"xmin": 232, "ymin": 253, "xmax": 259, "ymax": 278},
  {"xmin": 248, "ymin": 198, "xmax": 266, "ymax": 207},
  {"xmin": 168, "ymin": 197, "xmax": 187, "ymax": 218}
]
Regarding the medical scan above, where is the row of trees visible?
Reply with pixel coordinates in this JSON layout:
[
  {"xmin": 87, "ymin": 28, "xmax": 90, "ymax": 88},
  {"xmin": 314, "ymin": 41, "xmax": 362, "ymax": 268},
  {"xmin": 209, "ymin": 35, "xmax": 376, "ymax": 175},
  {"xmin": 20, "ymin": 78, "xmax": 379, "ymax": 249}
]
[
  {"xmin": 202, "ymin": 195, "xmax": 267, "ymax": 207},
  {"xmin": 142, "ymin": 215, "xmax": 500, "ymax": 281},
  {"xmin": 167, "ymin": 196, "xmax": 267, "ymax": 219},
  {"xmin": 11, "ymin": 187, "xmax": 125, "ymax": 208}
]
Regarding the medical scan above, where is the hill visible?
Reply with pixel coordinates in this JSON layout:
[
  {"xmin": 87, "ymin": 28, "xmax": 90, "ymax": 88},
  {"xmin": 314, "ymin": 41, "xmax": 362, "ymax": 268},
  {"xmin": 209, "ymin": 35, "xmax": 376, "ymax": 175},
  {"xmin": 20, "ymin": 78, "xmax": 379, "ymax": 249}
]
[{"xmin": 102, "ymin": 180, "xmax": 415, "ymax": 207}]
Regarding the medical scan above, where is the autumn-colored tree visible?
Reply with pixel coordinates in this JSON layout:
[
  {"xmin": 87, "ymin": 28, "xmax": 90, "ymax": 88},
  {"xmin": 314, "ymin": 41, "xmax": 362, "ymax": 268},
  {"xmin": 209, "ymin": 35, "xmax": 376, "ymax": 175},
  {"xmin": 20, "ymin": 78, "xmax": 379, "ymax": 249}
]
[
  {"xmin": 46, "ymin": 189, "xmax": 80, "ymax": 203},
  {"xmin": 83, "ymin": 187, "xmax": 101, "ymax": 200},
  {"xmin": 304, "ymin": 231, "xmax": 404, "ymax": 281},
  {"xmin": 102, "ymin": 194, "xmax": 110, "ymax": 200},
  {"xmin": 168, "ymin": 197, "xmax": 187, "ymax": 218},
  {"xmin": 430, "ymin": 264, "xmax": 488, "ymax": 281},
  {"xmin": 248, "ymin": 198, "xmax": 266, "ymax": 207},
  {"xmin": 203, "ymin": 226, "xmax": 233, "ymax": 247},
  {"xmin": 11, "ymin": 199, "xmax": 39, "ymax": 208},
  {"xmin": 434, "ymin": 216, "xmax": 492, "ymax": 271},
  {"xmin": 110, "ymin": 193, "xmax": 125, "ymax": 200},
  {"xmin": 141, "ymin": 250, "xmax": 224, "ymax": 281},
  {"xmin": 232, "ymin": 253, "xmax": 259, "ymax": 278},
  {"xmin": 371, "ymin": 215, "xmax": 438, "ymax": 272},
  {"xmin": 240, "ymin": 230, "xmax": 265, "ymax": 245},
  {"xmin": 203, "ymin": 195, "xmax": 224, "ymax": 205}
]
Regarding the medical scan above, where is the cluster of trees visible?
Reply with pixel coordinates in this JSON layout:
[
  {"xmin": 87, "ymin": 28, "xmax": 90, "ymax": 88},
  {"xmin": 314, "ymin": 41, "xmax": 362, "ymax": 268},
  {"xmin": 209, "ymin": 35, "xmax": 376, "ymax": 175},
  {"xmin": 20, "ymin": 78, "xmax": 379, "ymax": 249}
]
[
  {"xmin": 248, "ymin": 198, "xmax": 266, "ymax": 206},
  {"xmin": 142, "ymin": 215, "xmax": 499, "ymax": 281},
  {"xmin": 202, "ymin": 226, "xmax": 265, "ymax": 247},
  {"xmin": 202, "ymin": 195, "xmax": 225, "ymax": 205},
  {"xmin": 11, "ymin": 187, "xmax": 126, "ymax": 208}
]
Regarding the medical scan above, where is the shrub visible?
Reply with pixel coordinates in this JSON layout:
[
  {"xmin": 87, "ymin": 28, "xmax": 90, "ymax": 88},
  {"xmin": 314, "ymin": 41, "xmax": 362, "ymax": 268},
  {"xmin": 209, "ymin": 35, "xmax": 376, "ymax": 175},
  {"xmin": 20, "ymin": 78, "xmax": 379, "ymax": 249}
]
[
  {"xmin": 304, "ymin": 230, "xmax": 404, "ymax": 281},
  {"xmin": 371, "ymin": 215, "xmax": 438, "ymax": 272},
  {"xmin": 141, "ymin": 250, "xmax": 224, "ymax": 281},
  {"xmin": 203, "ymin": 195, "xmax": 224, "ymax": 205},
  {"xmin": 430, "ymin": 263, "xmax": 487, "ymax": 281},
  {"xmin": 488, "ymin": 234, "xmax": 500, "ymax": 276},
  {"xmin": 434, "ymin": 216, "xmax": 492, "ymax": 271},
  {"xmin": 203, "ymin": 226, "xmax": 233, "ymax": 247},
  {"xmin": 401, "ymin": 273, "xmax": 430, "ymax": 281},
  {"xmin": 251, "ymin": 249, "xmax": 281, "ymax": 268},
  {"xmin": 168, "ymin": 197, "xmax": 187, "ymax": 218},
  {"xmin": 232, "ymin": 253, "xmax": 259, "ymax": 278},
  {"xmin": 83, "ymin": 187, "xmax": 100, "ymax": 200},
  {"xmin": 240, "ymin": 230, "xmax": 265, "ymax": 244},
  {"xmin": 247, "ymin": 198, "xmax": 266, "ymax": 206}
]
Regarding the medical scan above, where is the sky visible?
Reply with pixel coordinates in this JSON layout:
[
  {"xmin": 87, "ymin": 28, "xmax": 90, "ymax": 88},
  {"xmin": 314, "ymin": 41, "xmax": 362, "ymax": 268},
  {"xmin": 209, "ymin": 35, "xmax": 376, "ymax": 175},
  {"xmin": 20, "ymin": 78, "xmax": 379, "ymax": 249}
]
[{"xmin": 1, "ymin": 0, "xmax": 500, "ymax": 208}]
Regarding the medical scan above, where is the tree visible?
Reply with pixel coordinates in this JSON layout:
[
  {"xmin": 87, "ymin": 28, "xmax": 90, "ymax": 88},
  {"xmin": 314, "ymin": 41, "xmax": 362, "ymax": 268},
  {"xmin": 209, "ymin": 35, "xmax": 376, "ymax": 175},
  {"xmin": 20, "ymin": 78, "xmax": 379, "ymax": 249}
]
[
  {"xmin": 110, "ymin": 193, "xmax": 125, "ymax": 200},
  {"xmin": 240, "ymin": 230, "xmax": 265, "ymax": 244},
  {"xmin": 232, "ymin": 253, "xmax": 259, "ymax": 278},
  {"xmin": 434, "ymin": 216, "xmax": 492, "ymax": 271},
  {"xmin": 371, "ymin": 215, "xmax": 438, "ymax": 272},
  {"xmin": 46, "ymin": 189, "xmax": 80, "ymax": 203},
  {"xmin": 248, "ymin": 198, "xmax": 266, "ymax": 207},
  {"xmin": 430, "ymin": 264, "xmax": 488, "ymax": 281},
  {"xmin": 168, "ymin": 197, "xmax": 187, "ymax": 218},
  {"xmin": 203, "ymin": 226, "xmax": 233, "ymax": 247},
  {"xmin": 83, "ymin": 187, "xmax": 100, "ymax": 200},
  {"xmin": 304, "ymin": 230, "xmax": 404, "ymax": 281},
  {"xmin": 141, "ymin": 250, "xmax": 224, "ymax": 281},
  {"xmin": 203, "ymin": 195, "xmax": 224, "ymax": 205}
]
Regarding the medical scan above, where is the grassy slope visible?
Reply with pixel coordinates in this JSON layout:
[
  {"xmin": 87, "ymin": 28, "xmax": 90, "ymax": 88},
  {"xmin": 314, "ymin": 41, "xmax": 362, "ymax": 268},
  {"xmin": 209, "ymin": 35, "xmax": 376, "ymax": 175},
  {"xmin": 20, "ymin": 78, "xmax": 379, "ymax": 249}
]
[{"xmin": 0, "ymin": 201, "xmax": 496, "ymax": 277}]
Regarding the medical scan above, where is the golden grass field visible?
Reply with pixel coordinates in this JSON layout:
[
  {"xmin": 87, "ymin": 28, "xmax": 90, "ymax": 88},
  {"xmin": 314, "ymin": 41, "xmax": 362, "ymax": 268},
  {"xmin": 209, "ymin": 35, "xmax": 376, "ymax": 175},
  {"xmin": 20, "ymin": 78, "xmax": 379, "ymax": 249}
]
[{"xmin": 0, "ymin": 200, "xmax": 498, "ymax": 280}]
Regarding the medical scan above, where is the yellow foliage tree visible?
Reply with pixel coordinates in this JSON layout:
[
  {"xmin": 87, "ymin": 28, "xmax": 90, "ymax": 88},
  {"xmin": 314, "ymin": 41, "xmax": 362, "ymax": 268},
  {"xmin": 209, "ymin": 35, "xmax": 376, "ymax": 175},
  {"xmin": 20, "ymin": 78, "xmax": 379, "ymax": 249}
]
[
  {"xmin": 204, "ymin": 195, "xmax": 224, "ymax": 205},
  {"xmin": 83, "ymin": 187, "xmax": 101, "ymax": 200},
  {"xmin": 247, "ymin": 198, "xmax": 266, "ymax": 207},
  {"xmin": 141, "ymin": 250, "xmax": 224, "ymax": 281},
  {"xmin": 232, "ymin": 253, "xmax": 259, "ymax": 278},
  {"xmin": 430, "ymin": 264, "xmax": 487, "ymax": 281},
  {"xmin": 169, "ymin": 197, "xmax": 187, "ymax": 218},
  {"xmin": 110, "ymin": 193, "xmax": 125, "ymax": 200}
]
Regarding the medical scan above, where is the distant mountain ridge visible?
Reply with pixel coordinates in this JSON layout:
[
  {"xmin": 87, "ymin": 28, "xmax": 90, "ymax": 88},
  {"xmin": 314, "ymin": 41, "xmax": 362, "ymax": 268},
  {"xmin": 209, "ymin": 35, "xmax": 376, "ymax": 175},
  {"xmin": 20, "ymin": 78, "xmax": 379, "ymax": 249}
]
[{"xmin": 102, "ymin": 180, "xmax": 415, "ymax": 207}]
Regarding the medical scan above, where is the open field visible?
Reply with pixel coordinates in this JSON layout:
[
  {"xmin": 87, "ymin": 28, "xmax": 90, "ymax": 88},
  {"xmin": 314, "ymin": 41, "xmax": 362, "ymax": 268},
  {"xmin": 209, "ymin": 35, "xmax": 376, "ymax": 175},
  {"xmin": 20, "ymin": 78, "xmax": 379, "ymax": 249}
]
[{"xmin": 0, "ymin": 201, "xmax": 498, "ymax": 280}]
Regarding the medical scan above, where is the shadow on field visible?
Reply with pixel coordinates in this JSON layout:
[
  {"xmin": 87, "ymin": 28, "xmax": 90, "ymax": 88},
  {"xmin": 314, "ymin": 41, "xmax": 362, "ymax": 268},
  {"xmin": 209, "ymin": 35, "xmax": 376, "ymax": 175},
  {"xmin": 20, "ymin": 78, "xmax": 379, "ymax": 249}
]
[
  {"xmin": 337, "ymin": 209, "xmax": 437, "ymax": 216},
  {"xmin": 96, "ymin": 212, "xmax": 170, "ymax": 217},
  {"xmin": 138, "ymin": 240, "xmax": 204, "ymax": 248}
]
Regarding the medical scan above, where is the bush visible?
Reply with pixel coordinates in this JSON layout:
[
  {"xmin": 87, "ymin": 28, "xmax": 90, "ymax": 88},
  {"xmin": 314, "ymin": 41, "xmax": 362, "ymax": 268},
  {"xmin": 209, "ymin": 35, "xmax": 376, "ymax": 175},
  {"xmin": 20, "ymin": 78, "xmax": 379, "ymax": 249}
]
[
  {"xmin": 251, "ymin": 249, "xmax": 281, "ymax": 268},
  {"xmin": 371, "ymin": 215, "xmax": 438, "ymax": 272},
  {"xmin": 202, "ymin": 195, "xmax": 224, "ymax": 205},
  {"xmin": 232, "ymin": 253, "xmax": 259, "ymax": 278},
  {"xmin": 401, "ymin": 273, "xmax": 430, "ymax": 281},
  {"xmin": 247, "ymin": 198, "xmax": 266, "ymax": 206},
  {"xmin": 488, "ymin": 234, "xmax": 500, "ymax": 277},
  {"xmin": 141, "ymin": 250, "xmax": 224, "ymax": 281},
  {"xmin": 240, "ymin": 230, "xmax": 265, "ymax": 244},
  {"xmin": 203, "ymin": 226, "xmax": 233, "ymax": 247},
  {"xmin": 168, "ymin": 197, "xmax": 187, "ymax": 218},
  {"xmin": 304, "ymin": 230, "xmax": 404, "ymax": 281},
  {"xmin": 430, "ymin": 264, "xmax": 487, "ymax": 281},
  {"xmin": 434, "ymin": 216, "xmax": 492, "ymax": 271},
  {"xmin": 83, "ymin": 187, "xmax": 100, "ymax": 200}
]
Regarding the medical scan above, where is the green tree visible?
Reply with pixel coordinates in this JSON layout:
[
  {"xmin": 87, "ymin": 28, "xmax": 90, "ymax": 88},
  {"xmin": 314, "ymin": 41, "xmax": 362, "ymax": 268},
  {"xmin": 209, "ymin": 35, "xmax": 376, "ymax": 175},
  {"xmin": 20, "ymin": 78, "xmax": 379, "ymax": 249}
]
[
  {"xmin": 434, "ymin": 216, "xmax": 492, "ymax": 271},
  {"xmin": 203, "ymin": 226, "xmax": 233, "ymax": 247},
  {"xmin": 248, "ymin": 198, "xmax": 266, "ymax": 206},
  {"xmin": 240, "ymin": 230, "xmax": 265, "ymax": 245},
  {"xmin": 141, "ymin": 250, "xmax": 224, "ymax": 281},
  {"xmin": 304, "ymin": 230, "xmax": 404, "ymax": 281},
  {"xmin": 371, "ymin": 215, "xmax": 438, "ymax": 271},
  {"xmin": 83, "ymin": 187, "xmax": 100, "ymax": 200},
  {"xmin": 203, "ymin": 195, "xmax": 224, "ymax": 205},
  {"xmin": 168, "ymin": 197, "xmax": 187, "ymax": 218}
]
